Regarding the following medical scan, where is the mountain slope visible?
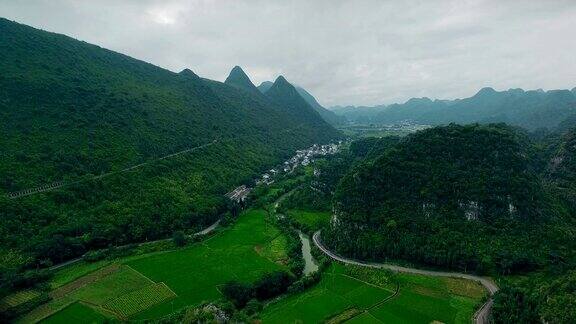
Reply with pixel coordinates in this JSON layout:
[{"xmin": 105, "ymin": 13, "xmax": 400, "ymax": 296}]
[
  {"xmin": 0, "ymin": 18, "xmax": 339, "ymax": 265},
  {"xmin": 294, "ymin": 86, "xmax": 345, "ymax": 125},
  {"xmin": 323, "ymin": 124, "xmax": 570, "ymax": 274},
  {"xmin": 548, "ymin": 127, "xmax": 576, "ymax": 211},
  {"xmin": 259, "ymin": 80, "xmax": 344, "ymax": 126},
  {"xmin": 264, "ymin": 76, "xmax": 340, "ymax": 136}
]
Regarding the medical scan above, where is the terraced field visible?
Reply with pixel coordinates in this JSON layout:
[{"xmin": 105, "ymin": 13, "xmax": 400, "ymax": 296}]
[{"xmin": 261, "ymin": 263, "xmax": 486, "ymax": 324}]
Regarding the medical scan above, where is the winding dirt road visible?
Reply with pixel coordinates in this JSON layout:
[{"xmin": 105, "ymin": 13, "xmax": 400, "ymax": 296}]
[{"xmin": 312, "ymin": 231, "xmax": 498, "ymax": 324}]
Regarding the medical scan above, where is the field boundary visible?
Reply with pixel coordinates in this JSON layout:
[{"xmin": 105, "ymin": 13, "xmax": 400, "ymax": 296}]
[
  {"xmin": 101, "ymin": 282, "xmax": 177, "ymax": 319},
  {"xmin": 125, "ymin": 264, "xmax": 156, "ymax": 285},
  {"xmin": 339, "ymin": 273, "xmax": 396, "ymax": 294}
]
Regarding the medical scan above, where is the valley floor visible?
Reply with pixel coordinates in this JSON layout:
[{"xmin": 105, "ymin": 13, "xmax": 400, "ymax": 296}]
[
  {"xmin": 17, "ymin": 209, "xmax": 286, "ymax": 323},
  {"xmin": 14, "ymin": 207, "xmax": 487, "ymax": 323},
  {"xmin": 261, "ymin": 262, "xmax": 485, "ymax": 324}
]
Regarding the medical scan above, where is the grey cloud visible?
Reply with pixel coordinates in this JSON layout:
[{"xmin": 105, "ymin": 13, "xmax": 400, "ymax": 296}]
[{"xmin": 1, "ymin": 0, "xmax": 575, "ymax": 106}]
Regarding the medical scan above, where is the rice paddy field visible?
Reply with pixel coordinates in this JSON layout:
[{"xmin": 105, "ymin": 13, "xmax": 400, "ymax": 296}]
[
  {"xmin": 260, "ymin": 263, "xmax": 486, "ymax": 324},
  {"xmin": 18, "ymin": 209, "xmax": 287, "ymax": 323}
]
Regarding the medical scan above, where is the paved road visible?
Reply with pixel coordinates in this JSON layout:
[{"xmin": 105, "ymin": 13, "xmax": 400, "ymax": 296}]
[{"xmin": 312, "ymin": 231, "xmax": 499, "ymax": 324}]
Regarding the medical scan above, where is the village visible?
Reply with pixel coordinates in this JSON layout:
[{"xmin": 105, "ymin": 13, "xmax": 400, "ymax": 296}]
[{"xmin": 225, "ymin": 142, "xmax": 341, "ymax": 203}]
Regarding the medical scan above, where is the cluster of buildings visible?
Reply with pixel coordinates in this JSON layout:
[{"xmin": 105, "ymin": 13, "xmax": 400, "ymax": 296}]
[
  {"xmin": 257, "ymin": 142, "xmax": 341, "ymax": 185},
  {"xmin": 224, "ymin": 185, "xmax": 251, "ymax": 203},
  {"xmin": 226, "ymin": 142, "xmax": 341, "ymax": 203}
]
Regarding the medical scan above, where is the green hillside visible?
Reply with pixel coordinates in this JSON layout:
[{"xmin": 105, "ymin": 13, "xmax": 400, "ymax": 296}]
[
  {"xmin": 257, "ymin": 81, "xmax": 273, "ymax": 93},
  {"xmin": 258, "ymin": 80, "xmax": 344, "ymax": 126},
  {"xmin": 264, "ymin": 76, "xmax": 338, "ymax": 134},
  {"xmin": 548, "ymin": 128, "xmax": 576, "ymax": 211},
  {"xmin": 294, "ymin": 86, "xmax": 345, "ymax": 126},
  {"xmin": 324, "ymin": 124, "xmax": 575, "ymax": 274},
  {"xmin": 0, "ymin": 18, "xmax": 339, "ymax": 270}
]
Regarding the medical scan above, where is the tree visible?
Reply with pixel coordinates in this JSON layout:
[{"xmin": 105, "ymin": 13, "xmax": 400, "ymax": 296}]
[
  {"xmin": 172, "ymin": 231, "xmax": 187, "ymax": 247},
  {"xmin": 253, "ymin": 271, "xmax": 294, "ymax": 300},
  {"xmin": 221, "ymin": 281, "xmax": 253, "ymax": 308}
]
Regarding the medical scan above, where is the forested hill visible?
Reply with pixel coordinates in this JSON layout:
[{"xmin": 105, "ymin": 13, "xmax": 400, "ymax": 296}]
[
  {"xmin": 334, "ymin": 87, "xmax": 576, "ymax": 130},
  {"xmin": 334, "ymin": 124, "xmax": 544, "ymax": 223},
  {"xmin": 324, "ymin": 124, "xmax": 575, "ymax": 275},
  {"xmin": 258, "ymin": 80, "xmax": 344, "ymax": 126},
  {"xmin": 294, "ymin": 86, "xmax": 345, "ymax": 126},
  {"xmin": 0, "ymin": 18, "xmax": 339, "ymax": 267},
  {"xmin": 548, "ymin": 128, "xmax": 576, "ymax": 211},
  {"xmin": 264, "ymin": 76, "xmax": 339, "ymax": 133}
]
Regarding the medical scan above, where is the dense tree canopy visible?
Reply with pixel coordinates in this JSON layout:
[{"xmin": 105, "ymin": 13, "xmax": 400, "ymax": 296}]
[
  {"xmin": 0, "ymin": 18, "xmax": 340, "ymax": 278},
  {"xmin": 324, "ymin": 124, "xmax": 574, "ymax": 275}
]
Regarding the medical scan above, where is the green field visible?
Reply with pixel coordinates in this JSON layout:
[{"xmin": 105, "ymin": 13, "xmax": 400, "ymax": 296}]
[
  {"xmin": 67, "ymin": 265, "xmax": 152, "ymax": 305},
  {"xmin": 287, "ymin": 210, "xmax": 332, "ymax": 232},
  {"xmin": 41, "ymin": 302, "xmax": 110, "ymax": 324},
  {"xmin": 28, "ymin": 209, "xmax": 286, "ymax": 322},
  {"xmin": 22, "ymin": 208, "xmax": 485, "ymax": 323},
  {"xmin": 49, "ymin": 260, "xmax": 112, "ymax": 289},
  {"xmin": 128, "ymin": 209, "xmax": 286, "ymax": 320},
  {"xmin": 260, "ymin": 263, "xmax": 486, "ymax": 324},
  {"xmin": 102, "ymin": 283, "xmax": 176, "ymax": 318}
]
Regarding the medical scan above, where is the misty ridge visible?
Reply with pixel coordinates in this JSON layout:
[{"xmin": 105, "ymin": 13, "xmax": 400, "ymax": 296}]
[{"xmin": 331, "ymin": 86, "xmax": 576, "ymax": 131}]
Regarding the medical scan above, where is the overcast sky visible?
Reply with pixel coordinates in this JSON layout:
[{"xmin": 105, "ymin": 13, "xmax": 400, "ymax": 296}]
[{"xmin": 1, "ymin": 0, "xmax": 575, "ymax": 107}]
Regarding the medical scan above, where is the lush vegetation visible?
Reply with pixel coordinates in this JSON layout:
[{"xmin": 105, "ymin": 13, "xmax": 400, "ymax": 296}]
[
  {"xmin": 0, "ymin": 17, "xmax": 340, "ymax": 296},
  {"xmin": 257, "ymin": 81, "xmax": 345, "ymax": 126},
  {"xmin": 294, "ymin": 123, "xmax": 576, "ymax": 322},
  {"xmin": 260, "ymin": 263, "xmax": 485, "ymax": 324},
  {"xmin": 324, "ymin": 124, "xmax": 575, "ymax": 276},
  {"xmin": 13, "ymin": 209, "xmax": 292, "ymax": 322},
  {"xmin": 222, "ymin": 271, "xmax": 294, "ymax": 307}
]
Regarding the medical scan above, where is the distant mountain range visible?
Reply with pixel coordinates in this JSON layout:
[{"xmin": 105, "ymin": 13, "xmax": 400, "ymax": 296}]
[
  {"xmin": 332, "ymin": 87, "xmax": 576, "ymax": 131},
  {"xmin": 258, "ymin": 81, "xmax": 345, "ymax": 126}
]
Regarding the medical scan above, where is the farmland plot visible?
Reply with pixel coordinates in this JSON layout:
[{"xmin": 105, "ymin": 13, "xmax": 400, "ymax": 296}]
[
  {"xmin": 260, "ymin": 263, "xmax": 486, "ymax": 324},
  {"xmin": 102, "ymin": 282, "xmax": 176, "ymax": 318}
]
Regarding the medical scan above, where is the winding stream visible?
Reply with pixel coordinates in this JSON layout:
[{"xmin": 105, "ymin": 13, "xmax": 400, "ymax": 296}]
[{"xmin": 298, "ymin": 231, "xmax": 319, "ymax": 275}]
